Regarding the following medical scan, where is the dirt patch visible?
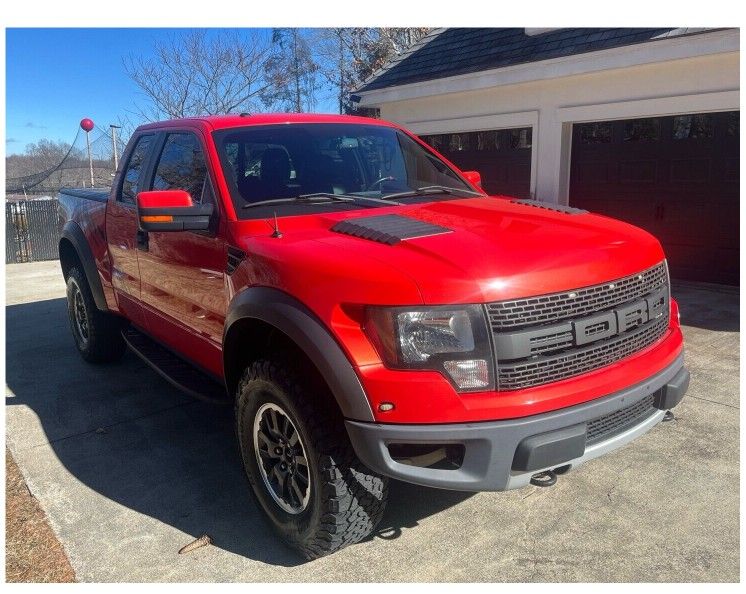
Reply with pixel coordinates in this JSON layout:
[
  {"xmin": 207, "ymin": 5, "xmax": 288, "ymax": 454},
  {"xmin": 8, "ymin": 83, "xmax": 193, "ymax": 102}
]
[{"xmin": 5, "ymin": 448, "xmax": 76, "ymax": 583}]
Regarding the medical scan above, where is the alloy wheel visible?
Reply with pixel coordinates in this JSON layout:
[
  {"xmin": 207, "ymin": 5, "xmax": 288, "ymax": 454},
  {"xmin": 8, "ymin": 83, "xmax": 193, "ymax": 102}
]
[
  {"xmin": 252, "ymin": 402, "xmax": 311, "ymax": 514},
  {"xmin": 71, "ymin": 280, "xmax": 89, "ymax": 346}
]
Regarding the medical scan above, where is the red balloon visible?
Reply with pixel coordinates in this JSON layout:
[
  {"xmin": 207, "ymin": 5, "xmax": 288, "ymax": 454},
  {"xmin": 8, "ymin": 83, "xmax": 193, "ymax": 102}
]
[{"xmin": 80, "ymin": 118, "xmax": 94, "ymax": 132}]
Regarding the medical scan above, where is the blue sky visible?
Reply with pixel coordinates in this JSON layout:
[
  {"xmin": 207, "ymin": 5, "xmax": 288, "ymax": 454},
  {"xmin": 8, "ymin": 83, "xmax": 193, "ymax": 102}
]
[{"xmin": 6, "ymin": 28, "xmax": 337, "ymax": 154}]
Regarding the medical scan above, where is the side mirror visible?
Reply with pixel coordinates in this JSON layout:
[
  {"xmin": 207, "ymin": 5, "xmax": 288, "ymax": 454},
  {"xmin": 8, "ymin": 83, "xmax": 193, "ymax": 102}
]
[
  {"xmin": 462, "ymin": 170, "xmax": 482, "ymax": 188},
  {"xmin": 136, "ymin": 190, "xmax": 213, "ymax": 232}
]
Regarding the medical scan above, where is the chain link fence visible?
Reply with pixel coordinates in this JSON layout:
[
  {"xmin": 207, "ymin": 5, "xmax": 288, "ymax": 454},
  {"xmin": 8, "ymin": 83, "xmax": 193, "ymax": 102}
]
[{"xmin": 5, "ymin": 198, "xmax": 60, "ymax": 264}]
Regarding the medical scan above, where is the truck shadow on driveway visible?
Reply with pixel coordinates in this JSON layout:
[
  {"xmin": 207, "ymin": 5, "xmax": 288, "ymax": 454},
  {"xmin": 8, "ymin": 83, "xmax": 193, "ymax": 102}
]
[
  {"xmin": 672, "ymin": 282, "xmax": 739, "ymax": 332},
  {"xmin": 6, "ymin": 298, "xmax": 472, "ymax": 567}
]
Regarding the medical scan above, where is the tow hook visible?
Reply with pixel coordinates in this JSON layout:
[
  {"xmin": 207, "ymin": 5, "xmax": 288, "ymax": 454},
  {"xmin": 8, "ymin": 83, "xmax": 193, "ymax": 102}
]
[{"xmin": 530, "ymin": 469, "xmax": 557, "ymax": 487}]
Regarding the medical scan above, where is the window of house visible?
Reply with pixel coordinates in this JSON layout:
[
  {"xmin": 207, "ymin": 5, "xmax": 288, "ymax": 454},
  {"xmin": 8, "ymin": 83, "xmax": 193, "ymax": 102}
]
[
  {"xmin": 448, "ymin": 133, "xmax": 471, "ymax": 152},
  {"xmin": 119, "ymin": 135, "xmax": 153, "ymax": 203},
  {"xmin": 509, "ymin": 128, "xmax": 532, "ymax": 149},
  {"xmin": 150, "ymin": 133, "xmax": 209, "ymax": 203},
  {"xmin": 726, "ymin": 111, "xmax": 739, "ymax": 136},
  {"xmin": 476, "ymin": 130, "xmax": 500, "ymax": 151},
  {"xmin": 624, "ymin": 118, "xmax": 660, "ymax": 142},
  {"xmin": 420, "ymin": 134, "xmax": 443, "ymax": 151},
  {"xmin": 578, "ymin": 122, "xmax": 612, "ymax": 144},
  {"xmin": 672, "ymin": 114, "xmax": 713, "ymax": 140}
]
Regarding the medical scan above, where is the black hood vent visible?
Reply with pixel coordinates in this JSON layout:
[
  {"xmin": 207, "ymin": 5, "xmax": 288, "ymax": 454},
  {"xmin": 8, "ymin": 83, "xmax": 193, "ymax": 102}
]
[
  {"xmin": 511, "ymin": 199, "xmax": 588, "ymax": 215},
  {"xmin": 331, "ymin": 214, "xmax": 452, "ymax": 245}
]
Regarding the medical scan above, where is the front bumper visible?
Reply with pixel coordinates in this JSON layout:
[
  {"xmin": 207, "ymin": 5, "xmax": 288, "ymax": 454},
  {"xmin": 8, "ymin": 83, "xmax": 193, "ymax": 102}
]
[{"xmin": 345, "ymin": 353, "xmax": 689, "ymax": 491}]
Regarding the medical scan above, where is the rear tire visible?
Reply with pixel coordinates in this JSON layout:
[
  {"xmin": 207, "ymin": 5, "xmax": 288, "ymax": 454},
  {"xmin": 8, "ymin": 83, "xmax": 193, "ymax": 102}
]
[
  {"xmin": 66, "ymin": 266, "xmax": 126, "ymax": 363},
  {"xmin": 236, "ymin": 358, "xmax": 388, "ymax": 559}
]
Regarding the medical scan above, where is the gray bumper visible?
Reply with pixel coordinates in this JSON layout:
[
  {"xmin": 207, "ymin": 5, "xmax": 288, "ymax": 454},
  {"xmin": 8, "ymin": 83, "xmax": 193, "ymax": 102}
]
[{"xmin": 346, "ymin": 354, "xmax": 689, "ymax": 492}]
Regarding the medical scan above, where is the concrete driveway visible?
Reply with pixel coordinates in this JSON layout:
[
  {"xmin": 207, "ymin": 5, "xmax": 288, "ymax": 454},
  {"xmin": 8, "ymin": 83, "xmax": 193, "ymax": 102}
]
[{"xmin": 5, "ymin": 261, "xmax": 739, "ymax": 582}]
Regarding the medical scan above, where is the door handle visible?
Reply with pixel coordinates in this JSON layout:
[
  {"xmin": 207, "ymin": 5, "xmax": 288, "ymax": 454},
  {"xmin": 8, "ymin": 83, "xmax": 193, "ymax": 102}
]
[{"xmin": 136, "ymin": 230, "xmax": 149, "ymax": 251}]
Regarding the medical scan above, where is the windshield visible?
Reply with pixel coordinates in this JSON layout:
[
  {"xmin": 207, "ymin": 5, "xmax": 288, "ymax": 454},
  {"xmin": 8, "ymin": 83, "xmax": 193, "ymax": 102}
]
[{"xmin": 212, "ymin": 123, "xmax": 481, "ymax": 218}]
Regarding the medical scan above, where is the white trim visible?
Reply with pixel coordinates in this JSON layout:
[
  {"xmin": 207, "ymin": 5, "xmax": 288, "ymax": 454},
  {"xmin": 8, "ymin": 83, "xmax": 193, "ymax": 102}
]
[
  {"xmin": 357, "ymin": 29, "xmax": 739, "ymax": 106},
  {"xmin": 556, "ymin": 89, "xmax": 740, "ymax": 123},
  {"xmin": 403, "ymin": 111, "xmax": 539, "ymax": 199},
  {"xmin": 402, "ymin": 110, "xmax": 538, "ymax": 133},
  {"xmin": 558, "ymin": 122, "xmax": 574, "ymax": 205}
]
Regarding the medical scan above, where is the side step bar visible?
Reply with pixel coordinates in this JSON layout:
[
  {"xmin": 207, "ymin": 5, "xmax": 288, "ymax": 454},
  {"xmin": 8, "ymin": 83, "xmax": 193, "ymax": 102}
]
[{"xmin": 122, "ymin": 327, "xmax": 227, "ymax": 404}]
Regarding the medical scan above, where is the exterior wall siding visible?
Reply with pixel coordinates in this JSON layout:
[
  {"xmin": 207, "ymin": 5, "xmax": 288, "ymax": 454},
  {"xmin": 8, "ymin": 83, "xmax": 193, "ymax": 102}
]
[{"xmin": 370, "ymin": 51, "xmax": 739, "ymax": 203}]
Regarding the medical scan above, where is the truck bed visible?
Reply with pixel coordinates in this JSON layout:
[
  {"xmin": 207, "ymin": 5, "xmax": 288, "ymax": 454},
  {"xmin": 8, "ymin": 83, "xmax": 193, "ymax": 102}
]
[{"xmin": 59, "ymin": 188, "xmax": 110, "ymax": 203}]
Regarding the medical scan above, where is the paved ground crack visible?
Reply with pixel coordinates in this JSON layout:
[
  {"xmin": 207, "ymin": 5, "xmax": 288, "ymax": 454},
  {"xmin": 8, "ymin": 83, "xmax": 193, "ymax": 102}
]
[
  {"xmin": 21, "ymin": 400, "xmax": 201, "ymax": 451},
  {"xmin": 687, "ymin": 395, "xmax": 739, "ymax": 410}
]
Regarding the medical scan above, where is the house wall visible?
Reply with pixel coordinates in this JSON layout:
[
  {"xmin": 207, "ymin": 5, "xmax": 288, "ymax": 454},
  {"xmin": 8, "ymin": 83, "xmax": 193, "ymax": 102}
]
[{"xmin": 370, "ymin": 50, "xmax": 739, "ymax": 203}]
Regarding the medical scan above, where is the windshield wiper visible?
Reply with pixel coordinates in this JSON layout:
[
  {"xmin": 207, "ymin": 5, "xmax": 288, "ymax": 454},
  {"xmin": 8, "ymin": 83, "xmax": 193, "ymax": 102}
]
[
  {"xmin": 243, "ymin": 192, "xmax": 402, "ymax": 209},
  {"xmin": 242, "ymin": 194, "xmax": 354, "ymax": 209},
  {"xmin": 382, "ymin": 185, "xmax": 485, "ymax": 201},
  {"xmin": 298, "ymin": 192, "xmax": 403, "ymax": 205}
]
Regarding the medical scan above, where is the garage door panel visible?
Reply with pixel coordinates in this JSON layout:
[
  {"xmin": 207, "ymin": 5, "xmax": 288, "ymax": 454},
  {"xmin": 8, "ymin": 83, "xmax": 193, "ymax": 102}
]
[
  {"xmin": 619, "ymin": 160, "xmax": 658, "ymax": 183},
  {"xmin": 574, "ymin": 161, "xmax": 611, "ymax": 184},
  {"xmin": 669, "ymin": 158, "xmax": 711, "ymax": 183},
  {"xmin": 420, "ymin": 127, "xmax": 532, "ymax": 198},
  {"xmin": 570, "ymin": 112, "xmax": 739, "ymax": 285}
]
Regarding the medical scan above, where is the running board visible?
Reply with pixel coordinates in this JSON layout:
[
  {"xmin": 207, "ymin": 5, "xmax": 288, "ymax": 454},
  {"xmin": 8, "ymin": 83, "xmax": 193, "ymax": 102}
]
[{"xmin": 122, "ymin": 327, "xmax": 227, "ymax": 404}]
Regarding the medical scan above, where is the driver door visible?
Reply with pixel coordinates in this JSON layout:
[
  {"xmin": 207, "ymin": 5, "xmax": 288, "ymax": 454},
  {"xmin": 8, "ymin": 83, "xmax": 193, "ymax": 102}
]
[{"xmin": 136, "ymin": 130, "xmax": 227, "ymax": 377}]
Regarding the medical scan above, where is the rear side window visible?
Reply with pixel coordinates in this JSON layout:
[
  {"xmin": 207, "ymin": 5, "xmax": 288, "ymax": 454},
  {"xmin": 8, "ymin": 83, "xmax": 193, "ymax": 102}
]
[
  {"xmin": 120, "ymin": 135, "xmax": 153, "ymax": 203},
  {"xmin": 150, "ymin": 133, "xmax": 210, "ymax": 203}
]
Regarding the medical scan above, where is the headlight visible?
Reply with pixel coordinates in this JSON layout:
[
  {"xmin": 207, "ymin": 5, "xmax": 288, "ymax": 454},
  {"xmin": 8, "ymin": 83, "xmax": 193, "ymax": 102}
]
[{"xmin": 364, "ymin": 305, "xmax": 495, "ymax": 392}]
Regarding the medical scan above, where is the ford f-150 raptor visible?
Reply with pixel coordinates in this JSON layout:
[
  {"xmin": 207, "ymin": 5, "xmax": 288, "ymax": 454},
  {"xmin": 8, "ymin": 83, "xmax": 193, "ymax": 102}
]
[{"xmin": 58, "ymin": 113, "xmax": 689, "ymax": 559}]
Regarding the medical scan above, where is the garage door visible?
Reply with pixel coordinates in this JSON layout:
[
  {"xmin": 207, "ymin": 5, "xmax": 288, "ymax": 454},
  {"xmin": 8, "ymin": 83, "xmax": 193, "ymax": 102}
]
[
  {"xmin": 570, "ymin": 112, "xmax": 739, "ymax": 285},
  {"xmin": 420, "ymin": 127, "xmax": 532, "ymax": 198}
]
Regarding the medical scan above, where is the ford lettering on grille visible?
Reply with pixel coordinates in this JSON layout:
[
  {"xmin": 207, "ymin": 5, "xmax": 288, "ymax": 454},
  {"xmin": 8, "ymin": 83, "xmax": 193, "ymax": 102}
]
[{"xmin": 489, "ymin": 262, "xmax": 670, "ymax": 390}]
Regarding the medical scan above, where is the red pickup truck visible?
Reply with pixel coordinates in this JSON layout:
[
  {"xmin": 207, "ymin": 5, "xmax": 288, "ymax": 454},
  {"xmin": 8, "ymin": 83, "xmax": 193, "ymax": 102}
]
[{"xmin": 58, "ymin": 113, "xmax": 689, "ymax": 558}]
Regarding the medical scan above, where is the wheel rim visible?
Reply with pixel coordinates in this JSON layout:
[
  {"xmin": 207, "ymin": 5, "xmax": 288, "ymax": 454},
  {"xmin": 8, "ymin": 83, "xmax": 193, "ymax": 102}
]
[
  {"xmin": 71, "ymin": 281, "xmax": 89, "ymax": 346},
  {"xmin": 253, "ymin": 402, "xmax": 311, "ymax": 514}
]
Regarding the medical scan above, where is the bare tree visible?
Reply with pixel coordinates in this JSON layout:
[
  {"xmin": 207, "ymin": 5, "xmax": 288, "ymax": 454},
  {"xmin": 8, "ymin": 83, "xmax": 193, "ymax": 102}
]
[
  {"xmin": 124, "ymin": 31, "xmax": 275, "ymax": 120},
  {"xmin": 315, "ymin": 28, "xmax": 432, "ymax": 114},
  {"xmin": 263, "ymin": 28, "xmax": 319, "ymax": 113},
  {"xmin": 313, "ymin": 28, "xmax": 350, "ymax": 114}
]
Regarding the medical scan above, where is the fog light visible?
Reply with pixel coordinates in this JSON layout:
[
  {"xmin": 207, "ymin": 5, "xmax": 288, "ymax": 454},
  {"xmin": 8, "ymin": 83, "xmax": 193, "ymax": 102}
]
[{"xmin": 443, "ymin": 359, "xmax": 489, "ymax": 389}]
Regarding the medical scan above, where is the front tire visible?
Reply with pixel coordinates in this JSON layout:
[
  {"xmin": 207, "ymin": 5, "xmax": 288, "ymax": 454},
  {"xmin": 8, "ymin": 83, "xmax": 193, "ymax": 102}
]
[
  {"xmin": 236, "ymin": 358, "xmax": 388, "ymax": 559},
  {"xmin": 66, "ymin": 266, "xmax": 126, "ymax": 363}
]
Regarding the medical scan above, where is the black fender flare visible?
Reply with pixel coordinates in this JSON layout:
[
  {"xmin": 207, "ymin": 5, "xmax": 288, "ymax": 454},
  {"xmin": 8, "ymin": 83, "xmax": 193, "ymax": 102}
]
[
  {"xmin": 224, "ymin": 287, "xmax": 375, "ymax": 422},
  {"xmin": 60, "ymin": 221, "xmax": 108, "ymax": 311}
]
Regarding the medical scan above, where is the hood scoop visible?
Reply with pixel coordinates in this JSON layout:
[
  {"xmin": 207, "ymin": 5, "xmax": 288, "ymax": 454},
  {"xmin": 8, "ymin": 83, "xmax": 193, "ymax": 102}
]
[
  {"xmin": 511, "ymin": 199, "xmax": 588, "ymax": 215},
  {"xmin": 331, "ymin": 214, "xmax": 452, "ymax": 245}
]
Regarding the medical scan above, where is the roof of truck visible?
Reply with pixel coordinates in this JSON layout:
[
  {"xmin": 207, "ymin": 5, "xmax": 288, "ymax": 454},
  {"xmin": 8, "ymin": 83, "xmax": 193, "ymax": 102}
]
[{"xmin": 137, "ymin": 113, "xmax": 395, "ymax": 132}]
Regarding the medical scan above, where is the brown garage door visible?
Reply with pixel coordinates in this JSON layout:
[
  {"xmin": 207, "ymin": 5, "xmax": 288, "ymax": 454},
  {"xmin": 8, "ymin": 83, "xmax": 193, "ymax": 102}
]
[
  {"xmin": 570, "ymin": 112, "xmax": 739, "ymax": 285},
  {"xmin": 420, "ymin": 127, "xmax": 532, "ymax": 198}
]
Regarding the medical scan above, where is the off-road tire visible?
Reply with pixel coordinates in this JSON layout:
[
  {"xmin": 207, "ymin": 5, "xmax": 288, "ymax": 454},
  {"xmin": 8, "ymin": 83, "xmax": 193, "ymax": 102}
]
[
  {"xmin": 66, "ymin": 266, "xmax": 126, "ymax": 363},
  {"xmin": 236, "ymin": 358, "xmax": 388, "ymax": 559}
]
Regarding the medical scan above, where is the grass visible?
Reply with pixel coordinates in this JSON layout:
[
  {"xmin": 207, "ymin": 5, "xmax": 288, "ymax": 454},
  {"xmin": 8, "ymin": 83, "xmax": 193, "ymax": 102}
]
[{"xmin": 5, "ymin": 448, "xmax": 76, "ymax": 583}]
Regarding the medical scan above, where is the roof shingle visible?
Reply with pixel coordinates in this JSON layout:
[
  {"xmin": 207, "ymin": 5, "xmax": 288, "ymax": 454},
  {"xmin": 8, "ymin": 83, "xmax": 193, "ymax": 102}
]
[{"xmin": 358, "ymin": 28, "xmax": 715, "ymax": 92}]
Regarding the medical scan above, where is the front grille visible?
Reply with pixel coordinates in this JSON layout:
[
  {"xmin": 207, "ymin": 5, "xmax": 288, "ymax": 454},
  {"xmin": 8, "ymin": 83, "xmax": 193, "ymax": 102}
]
[
  {"xmin": 487, "ymin": 262, "xmax": 668, "ymax": 330},
  {"xmin": 529, "ymin": 330, "xmax": 574, "ymax": 354},
  {"xmin": 497, "ymin": 315, "xmax": 669, "ymax": 390},
  {"xmin": 586, "ymin": 394, "xmax": 657, "ymax": 445}
]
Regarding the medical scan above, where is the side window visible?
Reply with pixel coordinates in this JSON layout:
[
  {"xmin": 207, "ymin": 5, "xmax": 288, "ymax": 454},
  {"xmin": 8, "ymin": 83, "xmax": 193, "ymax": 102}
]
[
  {"xmin": 120, "ymin": 135, "xmax": 153, "ymax": 204},
  {"xmin": 150, "ymin": 133, "xmax": 210, "ymax": 204}
]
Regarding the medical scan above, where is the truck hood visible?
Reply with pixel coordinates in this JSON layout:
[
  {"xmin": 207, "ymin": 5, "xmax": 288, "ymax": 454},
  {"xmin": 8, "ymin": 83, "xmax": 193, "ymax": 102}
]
[{"xmin": 314, "ymin": 197, "xmax": 666, "ymax": 304}]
